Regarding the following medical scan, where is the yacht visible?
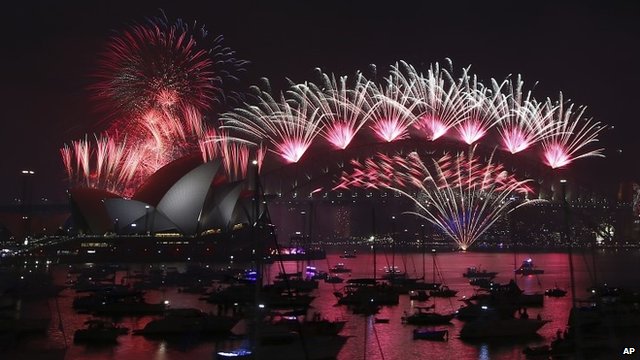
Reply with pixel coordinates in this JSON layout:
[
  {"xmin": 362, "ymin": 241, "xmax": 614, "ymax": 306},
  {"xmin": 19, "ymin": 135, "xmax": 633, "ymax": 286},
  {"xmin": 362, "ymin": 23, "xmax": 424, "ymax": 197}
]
[
  {"xmin": 462, "ymin": 266, "xmax": 498, "ymax": 279},
  {"xmin": 515, "ymin": 258, "xmax": 544, "ymax": 275},
  {"xmin": 329, "ymin": 263, "xmax": 351, "ymax": 273},
  {"xmin": 402, "ymin": 306, "xmax": 455, "ymax": 325},
  {"xmin": 134, "ymin": 308, "xmax": 238, "ymax": 336},
  {"xmin": 74, "ymin": 319, "xmax": 128, "ymax": 343}
]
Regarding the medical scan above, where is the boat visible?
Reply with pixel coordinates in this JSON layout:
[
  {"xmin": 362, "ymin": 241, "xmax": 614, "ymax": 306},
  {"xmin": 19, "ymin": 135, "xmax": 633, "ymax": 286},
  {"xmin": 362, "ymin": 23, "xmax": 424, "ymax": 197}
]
[
  {"xmin": 430, "ymin": 285, "xmax": 458, "ymax": 298},
  {"xmin": 545, "ymin": 285, "xmax": 568, "ymax": 297},
  {"xmin": 409, "ymin": 290, "xmax": 429, "ymax": 301},
  {"xmin": 460, "ymin": 316, "xmax": 549, "ymax": 339},
  {"xmin": 412, "ymin": 328, "xmax": 449, "ymax": 341},
  {"xmin": 133, "ymin": 308, "xmax": 238, "ymax": 336},
  {"xmin": 92, "ymin": 295, "xmax": 167, "ymax": 316},
  {"xmin": 462, "ymin": 266, "xmax": 498, "ymax": 279},
  {"xmin": 73, "ymin": 319, "xmax": 128, "ymax": 343},
  {"xmin": 374, "ymin": 318, "xmax": 389, "ymax": 324},
  {"xmin": 329, "ymin": 263, "xmax": 351, "ymax": 273},
  {"xmin": 325, "ymin": 275, "xmax": 344, "ymax": 284},
  {"xmin": 381, "ymin": 266, "xmax": 405, "ymax": 280},
  {"xmin": 402, "ymin": 306, "xmax": 455, "ymax": 325},
  {"xmin": 266, "ymin": 247, "xmax": 326, "ymax": 261},
  {"xmin": 269, "ymin": 313, "xmax": 347, "ymax": 336},
  {"xmin": 339, "ymin": 250, "xmax": 357, "ymax": 258},
  {"xmin": 335, "ymin": 278, "xmax": 399, "ymax": 306},
  {"xmin": 515, "ymin": 258, "xmax": 544, "ymax": 275}
]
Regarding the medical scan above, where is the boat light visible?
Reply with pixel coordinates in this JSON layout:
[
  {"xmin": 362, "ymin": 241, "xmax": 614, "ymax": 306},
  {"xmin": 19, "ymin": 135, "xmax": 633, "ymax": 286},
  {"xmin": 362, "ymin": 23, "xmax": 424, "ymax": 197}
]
[{"xmin": 481, "ymin": 306, "xmax": 488, "ymax": 310}]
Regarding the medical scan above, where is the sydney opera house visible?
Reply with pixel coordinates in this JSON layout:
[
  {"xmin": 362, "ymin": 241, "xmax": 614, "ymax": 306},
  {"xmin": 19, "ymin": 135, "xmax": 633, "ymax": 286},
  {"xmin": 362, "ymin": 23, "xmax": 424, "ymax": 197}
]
[
  {"xmin": 8, "ymin": 153, "xmax": 269, "ymax": 261},
  {"xmin": 70, "ymin": 154, "xmax": 252, "ymax": 237}
]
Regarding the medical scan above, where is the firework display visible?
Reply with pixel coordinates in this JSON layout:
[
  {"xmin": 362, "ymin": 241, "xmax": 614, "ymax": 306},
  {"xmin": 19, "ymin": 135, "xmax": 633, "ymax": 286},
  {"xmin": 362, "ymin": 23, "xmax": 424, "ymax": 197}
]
[
  {"xmin": 62, "ymin": 12, "xmax": 605, "ymax": 214},
  {"xmin": 336, "ymin": 149, "xmax": 538, "ymax": 250},
  {"xmin": 92, "ymin": 14, "xmax": 246, "ymax": 119},
  {"xmin": 62, "ymin": 14, "xmax": 249, "ymax": 196},
  {"xmin": 222, "ymin": 60, "xmax": 604, "ymax": 169}
]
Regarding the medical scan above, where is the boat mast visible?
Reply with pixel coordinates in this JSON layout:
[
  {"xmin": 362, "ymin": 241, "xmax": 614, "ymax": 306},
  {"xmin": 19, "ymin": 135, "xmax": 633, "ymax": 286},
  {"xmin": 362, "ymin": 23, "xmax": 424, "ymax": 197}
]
[
  {"xmin": 251, "ymin": 159, "xmax": 262, "ymax": 359},
  {"xmin": 371, "ymin": 206, "xmax": 377, "ymax": 282},
  {"xmin": 561, "ymin": 179, "xmax": 584, "ymax": 359},
  {"xmin": 391, "ymin": 215, "xmax": 396, "ymax": 276},
  {"xmin": 421, "ymin": 224, "xmax": 426, "ymax": 280},
  {"xmin": 560, "ymin": 180, "xmax": 576, "ymax": 308}
]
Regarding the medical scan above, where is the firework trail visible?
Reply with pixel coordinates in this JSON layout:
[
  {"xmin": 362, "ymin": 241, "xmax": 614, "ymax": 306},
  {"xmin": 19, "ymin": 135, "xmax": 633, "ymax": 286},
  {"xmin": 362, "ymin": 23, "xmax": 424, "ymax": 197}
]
[
  {"xmin": 221, "ymin": 81, "xmax": 324, "ymax": 163},
  {"xmin": 336, "ymin": 149, "xmax": 536, "ymax": 250},
  {"xmin": 199, "ymin": 129, "xmax": 262, "ymax": 181},
  {"xmin": 61, "ymin": 135, "xmax": 143, "ymax": 196},
  {"xmin": 294, "ymin": 69, "xmax": 373, "ymax": 149},
  {"xmin": 105, "ymin": 105, "xmax": 207, "ymax": 184},
  {"xmin": 541, "ymin": 93, "xmax": 605, "ymax": 169}
]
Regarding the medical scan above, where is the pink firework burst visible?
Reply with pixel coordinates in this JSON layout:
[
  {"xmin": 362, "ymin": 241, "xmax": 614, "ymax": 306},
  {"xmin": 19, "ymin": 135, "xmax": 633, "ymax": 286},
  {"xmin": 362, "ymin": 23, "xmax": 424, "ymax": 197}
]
[
  {"xmin": 391, "ymin": 61, "xmax": 470, "ymax": 141},
  {"xmin": 543, "ymin": 143, "xmax": 571, "ymax": 169},
  {"xmin": 367, "ymin": 70, "xmax": 417, "ymax": 142},
  {"xmin": 325, "ymin": 124, "xmax": 356, "ymax": 150},
  {"xmin": 93, "ymin": 19, "xmax": 215, "ymax": 119},
  {"xmin": 455, "ymin": 75, "xmax": 503, "ymax": 145},
  {"xmin": 497, "ymin": 76, "xmax": 556, "ymax": 154},
  {"xmin": 275, "ymin": 140, "xmax": 310, "ymax": 163},
  {"xmin": 457, "ymin": 120, "xmax": 488, "ymax": 145},
  {"xmin": 293, "ymin": 71, "xmax": 372, "ymax": 150},
  {"xmin": 371, "ymin": 118, "xmax": 410, "ymax": 142},
  {"xmin": 416, "ymin": 116, "xmax": 448, "ymax": 140},
  {"xmin": 222, "ymin": 81, "xmax": 323, "ymax": 163},
  {"xmin": 541, "ymin": 93, "xmax": 605, "ymax": 169}
]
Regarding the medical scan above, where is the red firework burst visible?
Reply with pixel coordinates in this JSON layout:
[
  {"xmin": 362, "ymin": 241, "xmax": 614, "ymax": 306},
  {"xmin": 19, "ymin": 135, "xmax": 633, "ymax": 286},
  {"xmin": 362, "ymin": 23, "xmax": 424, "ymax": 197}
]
[{"xmin": 92, "ymin": 16, "xmax": 216, "ymax": 119}]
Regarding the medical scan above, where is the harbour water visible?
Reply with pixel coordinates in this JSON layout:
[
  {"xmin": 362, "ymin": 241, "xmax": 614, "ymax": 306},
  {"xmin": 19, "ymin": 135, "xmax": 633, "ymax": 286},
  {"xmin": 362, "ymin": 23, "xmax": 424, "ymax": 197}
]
[{"xmin": 4, "ymin": 249, "xmax": 640, "ymax": 360}]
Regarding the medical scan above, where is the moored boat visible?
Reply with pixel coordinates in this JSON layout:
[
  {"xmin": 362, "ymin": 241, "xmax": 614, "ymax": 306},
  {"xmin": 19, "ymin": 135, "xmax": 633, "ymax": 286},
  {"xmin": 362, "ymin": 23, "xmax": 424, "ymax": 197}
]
[
  {"xmin": 329, "ymin": 263, "xmax": 351, "ymax": 273},
  {"xmin": 545, "ymin": 285, "xmax": 567, "ymax": 297},
  {"xmin": 515, "ymin": 259, "xmax": 544, "ymax": 275},
  {"xmin": 402, "ymin": 306, "xmax": 455, "ymax": 325},
  {"xmin": 74, "ymin": 319, "xmax": 128, "ymax": 343},
  {"xmin": 133, "ymin": 308, "xmax": 238, "ymax": 336},
  {"xmin": 339, "ymin": 250, "xmax": 357, "ymax": 259},
  {"xmin": 413, "ymin": 328, "xmax": 449, "ymax": 341},
  {"xmin": 463, "ymin": 266, "xmax": 498, "ymax": 279}
]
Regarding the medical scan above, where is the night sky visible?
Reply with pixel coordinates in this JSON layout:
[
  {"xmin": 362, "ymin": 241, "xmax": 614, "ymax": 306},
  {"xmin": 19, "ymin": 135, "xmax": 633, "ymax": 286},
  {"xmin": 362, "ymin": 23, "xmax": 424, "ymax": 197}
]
[{"xmin": 2, "ymin": 0, "xmax": 639, "ymax": 204}]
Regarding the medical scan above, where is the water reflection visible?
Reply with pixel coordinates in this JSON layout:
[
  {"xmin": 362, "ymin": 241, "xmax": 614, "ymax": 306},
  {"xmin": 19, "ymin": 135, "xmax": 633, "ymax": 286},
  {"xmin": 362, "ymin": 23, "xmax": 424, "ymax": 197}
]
[{"xmin": 2, "ymin": 250, "xmax": 639, "ymax": 360}]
